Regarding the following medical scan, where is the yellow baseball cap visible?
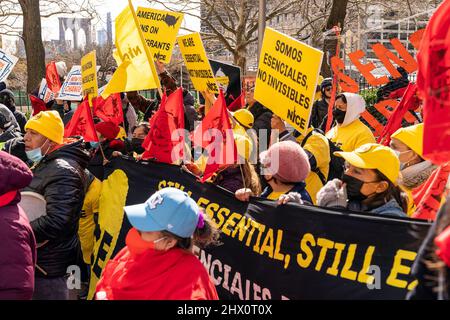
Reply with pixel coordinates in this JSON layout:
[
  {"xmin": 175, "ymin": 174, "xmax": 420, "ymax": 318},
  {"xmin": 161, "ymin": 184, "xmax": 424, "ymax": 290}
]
[
  {"xmin": 25, "ymin": 110, "xmax": 64, "ymax": 144},
  {"xmin": 390, "ymin": 123, "xmax": 424, "ymax": 157},
  {"xmin": 233, "ymin": 109, "xmax": 254, "ymax": 129},
  {"xmin": 334, "ymin": 143, "xmax": 400, "ymax": 185}
]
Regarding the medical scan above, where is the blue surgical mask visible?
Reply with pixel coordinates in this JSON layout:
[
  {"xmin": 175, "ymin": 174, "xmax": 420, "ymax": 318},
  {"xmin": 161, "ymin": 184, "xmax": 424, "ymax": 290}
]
[
  {"xmin": 26, "ymin": 147, "xmax": 44, "ymax": 163},
  {"xmin": 25, "ymin": 139, "xmax": 50, "ymax": 163},
  {"xmin": 90, "ymin": 141, "xmax": 100, "ymax": 149}
]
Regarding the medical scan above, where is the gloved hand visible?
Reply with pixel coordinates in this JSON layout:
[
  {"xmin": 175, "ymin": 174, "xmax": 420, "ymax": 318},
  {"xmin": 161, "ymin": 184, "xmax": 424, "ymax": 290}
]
[
  {"xmin": 278, "ymin": 192, "xmax": 303, "ymax": 205},
  {"xmin": 317, "ymin": 179, "xmax": 348, "ymax": 208}
]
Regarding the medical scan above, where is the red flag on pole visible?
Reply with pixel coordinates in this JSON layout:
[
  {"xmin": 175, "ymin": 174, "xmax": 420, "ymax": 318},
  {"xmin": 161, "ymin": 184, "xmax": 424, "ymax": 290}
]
[
  {"xmin": 325, "ymin": 26, "xmax": 341, "ymax": 133},
  {"xmin": 93, "ymin": 93, "xmax": 124, "ymax": 126},
  {"xmin": 193, "ymin": 90, "xmax": 237, "ymax": 182},
  {"xmin": 45, "ymin": 61, "xmax": 61, "ymax": 93},
  {"xmin": 412, "ymin": 162, "xmax": 450, "ymax": 220},
  {"xmin": 141, "ymin": 88, "xmax": 185, "ymax": 163},
  {"xmin": 227, "ymin": 93, "xmax": 245, "ymax": 111},
  {"xmin": 377, "ymin": 83, "xmax": 420, "ymax": 145},
  {"xmin": 29, "ymin": 95, "xmax": 48, "ymax": 116},
  {"xmin": 64, "ymin": 100, "xmax": 99, "ymax": 142},
  {"xmin": 417, "ymin": 0, "xmax": 450, "ymax": 165}
]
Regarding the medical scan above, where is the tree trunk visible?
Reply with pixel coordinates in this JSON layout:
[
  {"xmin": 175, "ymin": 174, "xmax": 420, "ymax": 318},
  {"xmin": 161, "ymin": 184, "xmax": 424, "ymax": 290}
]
[
  {"xmin": 19, "ymin": 0, "xmax": 46, "ymax": 93},
  {"xmin": 320, "ymin": 0, "xmax": 349, "ymax": 77},
  {"xmin": 234, "ymin": 53, "xmax": 247, "ymax": 74}
]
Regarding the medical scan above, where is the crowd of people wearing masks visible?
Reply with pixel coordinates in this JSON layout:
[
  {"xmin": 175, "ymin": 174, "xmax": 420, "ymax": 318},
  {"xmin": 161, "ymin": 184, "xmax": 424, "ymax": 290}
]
[{"xmin": 0, "ymin": 59, "xmax": 449, "ymax": 301}]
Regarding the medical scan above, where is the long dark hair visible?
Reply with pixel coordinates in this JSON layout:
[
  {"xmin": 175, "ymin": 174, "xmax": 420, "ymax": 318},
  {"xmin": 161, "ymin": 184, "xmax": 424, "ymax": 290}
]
[
  {"xmin": 161, "ymin": 212, "xmax": 221, "ymax": 250},
  {"xmin": 371, "ymin": 170, "xmax": 408, "ymax": 213}
]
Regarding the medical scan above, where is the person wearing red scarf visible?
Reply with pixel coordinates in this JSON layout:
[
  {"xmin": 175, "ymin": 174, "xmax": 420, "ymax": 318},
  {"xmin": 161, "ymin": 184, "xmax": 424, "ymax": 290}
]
[{"xmin": 95, "ymin": 188, "xmax": 219, "ymax": 300}]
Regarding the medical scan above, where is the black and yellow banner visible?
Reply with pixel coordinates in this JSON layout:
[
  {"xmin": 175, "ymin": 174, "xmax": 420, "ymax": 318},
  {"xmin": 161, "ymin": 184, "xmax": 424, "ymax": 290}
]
[{"xmin": 89, "ymin": 157, "xmax": 431, "ymax": 300}]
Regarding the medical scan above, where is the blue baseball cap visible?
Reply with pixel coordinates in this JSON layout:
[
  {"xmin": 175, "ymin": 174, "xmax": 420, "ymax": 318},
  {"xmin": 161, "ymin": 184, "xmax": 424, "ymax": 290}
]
[{"xmin": 124, "ymin": 187, "xmax": 200, "ymax": 238}]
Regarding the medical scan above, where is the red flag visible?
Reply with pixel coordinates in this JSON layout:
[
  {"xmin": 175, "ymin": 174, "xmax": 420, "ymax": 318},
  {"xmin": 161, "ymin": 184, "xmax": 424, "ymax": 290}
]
[
  {"xmin": 29, "ymin": 95, "xmax": 47, "ymax": 116},
  {"xmin": 417, "ymin": 0, "xmax": 450, "ymax": 164},
  {"xmin": 64, "ymin": 100, "xmax": 99, "ymax": 142},
  {"xmin": 412, "ymin": 162, "xmax": 450, "ymax": 220},
  {"xmin": 141, "ymin": 88, "xmax": 185, "ymax": 163},
  {"xmin": 193, "ymin": 90, "xmax": 237, "ymax": 182},
  {"xmin": 377, "ymin": 83, "xmax": 420, "ymax": 145},
  {"xmin": 325, "ymin": 26, "xmax": 341, "ymax": 132},
  {"xmin": 93, "ymin": 93, "xmax": 124, "ymax": 126},
  {"xmin": 227, "ymin": 93, "xmax": 245, "ymax": 111},
  {"xmin": 45, "ymin": 61, "xmax": 61, "ymax": 93}
]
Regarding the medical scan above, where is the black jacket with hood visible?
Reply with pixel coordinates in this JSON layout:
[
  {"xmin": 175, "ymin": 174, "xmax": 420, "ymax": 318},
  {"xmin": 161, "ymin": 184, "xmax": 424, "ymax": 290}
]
[{"xmin": 23, "ymin": 138, "xmax": 90, "ymax": 278}]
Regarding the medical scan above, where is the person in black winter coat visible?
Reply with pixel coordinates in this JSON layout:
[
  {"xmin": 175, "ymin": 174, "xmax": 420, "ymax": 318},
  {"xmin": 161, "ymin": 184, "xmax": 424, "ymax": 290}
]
[
  {"xmin": 248, "ymin": 101, "xmax": 272, "ymax": 149},
  {"xmin": 21, "ymin": 110, "xmax": 89, "ymax": 300},
  {"xmin": 310, "ymin": 78, "xmax": 332, "ymax": 130},
  {"xmin": 0, "ymin": 105, "xmax": 21, "ymax": 143},
  {"xmin": 0, "ymin": 89, "xmax": 27, "ymax": 133}
]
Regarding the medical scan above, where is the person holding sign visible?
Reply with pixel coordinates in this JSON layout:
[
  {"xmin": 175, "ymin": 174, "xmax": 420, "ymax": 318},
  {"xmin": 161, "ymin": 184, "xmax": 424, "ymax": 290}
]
[
  {"xmin": 317, "ymin": 143, "xmax": 407, "ymax": 217},
  {"xmin": 95, "ymin": 188, "xmax": 219, "ymax": 300},
  {"xmin": 325, "ymin": 93, "xmax": 375, "ymax": 152}
]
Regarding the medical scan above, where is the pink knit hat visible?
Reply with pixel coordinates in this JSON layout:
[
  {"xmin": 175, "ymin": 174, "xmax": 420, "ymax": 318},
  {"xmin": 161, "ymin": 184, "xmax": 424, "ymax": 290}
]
[{"xmin": 260, "ymin": 141, "xmax": 311, "ymax": 183}]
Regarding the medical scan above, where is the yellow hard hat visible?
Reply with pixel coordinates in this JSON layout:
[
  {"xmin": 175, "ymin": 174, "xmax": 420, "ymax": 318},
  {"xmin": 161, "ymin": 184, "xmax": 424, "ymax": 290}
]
[
  {"xmin": 233, "ymin": 109, "xmax": 254, "ymax": 129},
  {"xmin": 334, "ymin": 143, "xmax": 400, "ymax": 185},
  {"xmin": 390, "ymin": 123, "xmax": 424, "ymax": 157},
  {"xmin": 116, "ymin": 126, "xmax": 126, "ymax": 140},
  {"xmin": 25, "ymin": 110, "xmax": 64, "ymax": 144}
]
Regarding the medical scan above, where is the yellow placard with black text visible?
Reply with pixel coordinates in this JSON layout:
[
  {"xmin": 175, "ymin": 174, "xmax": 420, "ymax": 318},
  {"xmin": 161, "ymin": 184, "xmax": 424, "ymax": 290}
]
[
  {"xmin": 254, "ymin": 28, "xmax": 323, "ymax": 135},
  {"xmin": 81, "ymin": 50, "xmax": 98, "ymax": 106},
  {"xmin": 177, "ymin": 33, "xmax": 219, "ymax": 93},
  {"xmin": 136, "ymin": 7, "xmax": 183, "ymax": 64}
]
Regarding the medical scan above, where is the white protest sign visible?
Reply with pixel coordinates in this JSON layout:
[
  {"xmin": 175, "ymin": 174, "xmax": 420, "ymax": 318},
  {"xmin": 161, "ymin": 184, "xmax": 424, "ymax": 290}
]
[
  {"xmin": 0, "ymin": 49, "xmax": 18, "ymax": 82},
  {"xmin": 38, "ymin": 79, "xmax": 55, "ymax": 103},
  {"xmin": 58, "ymin": 65, "xmax": 100, "ymax": 101}
]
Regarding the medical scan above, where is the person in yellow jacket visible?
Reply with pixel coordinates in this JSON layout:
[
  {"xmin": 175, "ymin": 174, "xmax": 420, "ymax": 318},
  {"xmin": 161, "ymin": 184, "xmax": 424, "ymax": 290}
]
[
  {"xmin": 78, "ymin": 171, "xmax": 102, "ymax": 265},
  {"xmin": 272, "ymin": 114, "xmax": 330, "ymax": 204},
  {"xmin": 389, "ymin": 123, "xmax": 438, "ymax": 216},
  {"xmin": 326, "ymin": 93, "xmax": 375, "ymax": 152}
]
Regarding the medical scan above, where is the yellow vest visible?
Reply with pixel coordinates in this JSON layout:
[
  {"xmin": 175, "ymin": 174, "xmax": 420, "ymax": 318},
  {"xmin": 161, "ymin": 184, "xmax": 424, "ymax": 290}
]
[{"xmin": 326, "ymin": 119, "xmax": 376, "ymax": 152}]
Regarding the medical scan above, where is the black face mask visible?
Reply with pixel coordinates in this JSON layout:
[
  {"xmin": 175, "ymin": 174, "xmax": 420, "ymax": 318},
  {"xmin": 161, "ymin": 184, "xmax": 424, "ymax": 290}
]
[
  {"xmin": 131, "ymin": 138, "xmax": 145, "ymax": 154},
  {"xmin": 342, "ymin": 174, "xmax": 368, "ymax": 201},
  {"xmin": 332, "ymin": 108, "xmax": 346, "ymax": 124}
]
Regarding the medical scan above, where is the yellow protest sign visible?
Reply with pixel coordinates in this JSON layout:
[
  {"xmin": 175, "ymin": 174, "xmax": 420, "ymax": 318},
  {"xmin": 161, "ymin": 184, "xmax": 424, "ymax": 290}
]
[
  {"xmin": 81, "ymin": 50, "xmax": 98, "ymax": 105},
  {"xmin": 103, "ymin": 0, "xmax": 161, "ymax": 98},
  {"xmin": 136, "ymin": 7, "xmax": 183, "ymax": 64},
  {"xmin": 254, "ymin": 27, "xmax": 323, "ymax": 135},
  {"xmin": 177, "ymin": 33, "xmax": 219, "ymax": 93}
]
